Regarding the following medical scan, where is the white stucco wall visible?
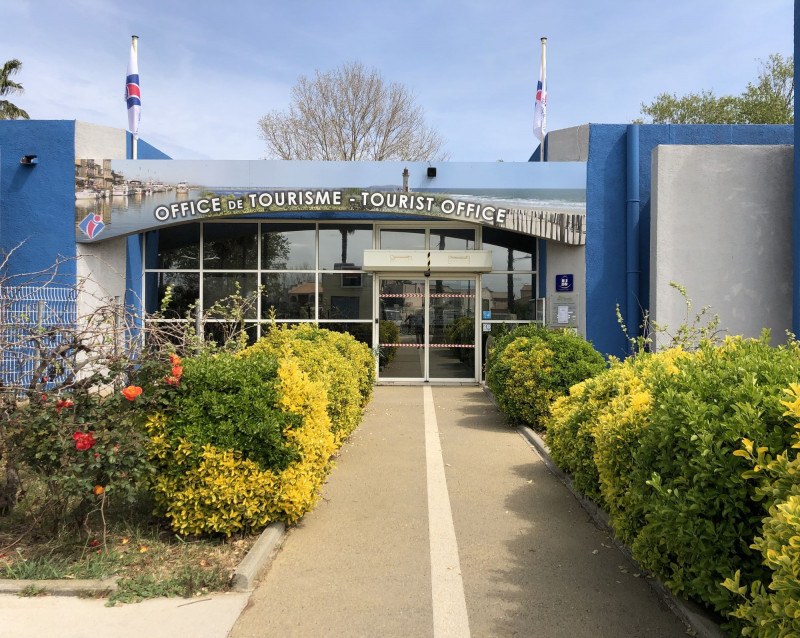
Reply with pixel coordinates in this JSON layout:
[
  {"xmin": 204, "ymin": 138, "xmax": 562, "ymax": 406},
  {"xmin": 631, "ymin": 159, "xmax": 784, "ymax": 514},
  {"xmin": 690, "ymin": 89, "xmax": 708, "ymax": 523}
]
[
  {"xmin": 546, "ymin": 243, "xmax": 586, "ymax": 335},
  {"xmin": 542, "ymin": 126, "xmax": 588, "ymax": 335},
  {"xmin": 650, "ymin": 144, "xmax": 793, "ymax": 346}
]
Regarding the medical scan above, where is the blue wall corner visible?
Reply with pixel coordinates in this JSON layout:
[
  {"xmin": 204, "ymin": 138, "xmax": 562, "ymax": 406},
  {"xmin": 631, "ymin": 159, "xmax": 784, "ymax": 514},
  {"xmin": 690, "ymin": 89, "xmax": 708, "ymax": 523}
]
[
  {"xmin": 0, "ymin": 120, "xmax": 77, "ymax": 280},
  {"xmin": 585, "ymin": 123, "xmax": 794, "ymax": 358}
]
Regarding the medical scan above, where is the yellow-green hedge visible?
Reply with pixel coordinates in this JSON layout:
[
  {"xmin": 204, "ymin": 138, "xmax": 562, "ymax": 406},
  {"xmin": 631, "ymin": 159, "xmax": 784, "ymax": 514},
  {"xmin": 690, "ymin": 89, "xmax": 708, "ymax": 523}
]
[
  {"xmin": 241, "ymin": 324, "xmax": 374, "ymax": 445},
  {"xmin": 148, "ymin": 326, "xmax": 374, "ymax": 536}
]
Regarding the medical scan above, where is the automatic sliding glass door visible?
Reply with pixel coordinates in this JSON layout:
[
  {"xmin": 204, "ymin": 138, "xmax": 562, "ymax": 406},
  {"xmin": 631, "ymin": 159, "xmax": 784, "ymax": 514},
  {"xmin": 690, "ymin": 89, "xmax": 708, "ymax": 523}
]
[{"xmin": 377, "ymin": 277, "xmax": 476, "ymax": 382}]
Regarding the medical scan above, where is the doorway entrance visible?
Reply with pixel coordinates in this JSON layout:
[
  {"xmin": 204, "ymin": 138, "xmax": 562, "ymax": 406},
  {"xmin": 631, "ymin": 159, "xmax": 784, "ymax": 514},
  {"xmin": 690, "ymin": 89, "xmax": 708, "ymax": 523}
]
[{"xmin": 377, "ymin": 276, "xmax": 477, "ymax": 382}]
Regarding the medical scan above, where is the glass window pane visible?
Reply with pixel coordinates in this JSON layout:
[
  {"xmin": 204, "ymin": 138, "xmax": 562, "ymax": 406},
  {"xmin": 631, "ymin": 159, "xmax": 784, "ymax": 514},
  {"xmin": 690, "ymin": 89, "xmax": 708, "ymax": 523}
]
[
  {"xmin": 204, "ymin": 322, "xmax": 258, "ymax": 348},
  {"xmin": 430, "ymin": 228, "xmax": 475, "ymax": 250},
  {"xmin": 482, "ymin": 227, "xmax": 535, "ymax": 271},
  {"xmin": 319, "ymin": 273, "xmax": 373, "ymax": 320},
  {"xmin": 481, "ymin": 273, "xmax": 537, "ymax": 320},
  {"xmin": 145, "ymin": 225, "xmax": 200, "ymax": 269},
  {"xmin": 145, "ymin": 271, "xmax": 199, "ymax": 317},
  {"xmin": 317, "ymin": 323, "xmax": 374, "ymax": 349},
  {"xmin": 261, "ymin": 273, "xmax": 317, "ymax": 320},
  {"xmin": 379, "ymin": 228, "xmax": 425, "ymax": 250},
  {"xmin": 203, "ymin": 223, "xmax": 258, "ymax": 270},
  {"xmin": 318, "ymin": 224, "xmax": 372, "ymax": 270},
  {"xmin": 262, "ymin": 224, "xmax": 316, "ymax": 270},
  {"xmin": 202, "ymin": 273, "xmax": 258, "ymax": 319}
]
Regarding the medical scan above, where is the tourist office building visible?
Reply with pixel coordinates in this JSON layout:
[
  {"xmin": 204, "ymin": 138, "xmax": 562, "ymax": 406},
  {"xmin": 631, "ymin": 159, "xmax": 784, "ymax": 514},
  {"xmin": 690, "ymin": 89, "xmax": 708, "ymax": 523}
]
[{"xmin": 0, "ymin": 120, "xmax": 794, "ymax": 384}]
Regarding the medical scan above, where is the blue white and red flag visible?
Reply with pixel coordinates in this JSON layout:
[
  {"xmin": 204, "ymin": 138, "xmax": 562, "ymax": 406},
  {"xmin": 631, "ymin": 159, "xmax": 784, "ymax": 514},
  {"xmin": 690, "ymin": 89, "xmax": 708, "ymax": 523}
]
[
  {"xmin": 533, "ymin": 54, "xmax": 546, "ymax": 141},
  {"xmin": 125, "ymin": 40, "xmax": 140, "ymax": 136}
]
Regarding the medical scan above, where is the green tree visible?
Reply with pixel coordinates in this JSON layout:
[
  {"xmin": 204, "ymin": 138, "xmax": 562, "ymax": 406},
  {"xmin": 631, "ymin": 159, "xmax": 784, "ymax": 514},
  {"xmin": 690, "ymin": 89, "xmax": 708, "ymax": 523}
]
[
  {"xmin": 638, "ymin": 54, "xmax": 793, "ymax": 124},
  {"xmin": 259, "ymin": 61, "xmax": 448, "ymax": 161},
  {"xmin": 0, "ymin": 59, "xmax": 30, "ymax": 120}
]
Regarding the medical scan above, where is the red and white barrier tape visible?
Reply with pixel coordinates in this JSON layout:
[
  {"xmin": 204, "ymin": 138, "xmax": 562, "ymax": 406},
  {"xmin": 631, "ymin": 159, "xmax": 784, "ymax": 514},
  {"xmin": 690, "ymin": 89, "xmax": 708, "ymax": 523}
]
[{"xmin": 380, "ymin": 343, "xmax": 474, "ymax": 348}]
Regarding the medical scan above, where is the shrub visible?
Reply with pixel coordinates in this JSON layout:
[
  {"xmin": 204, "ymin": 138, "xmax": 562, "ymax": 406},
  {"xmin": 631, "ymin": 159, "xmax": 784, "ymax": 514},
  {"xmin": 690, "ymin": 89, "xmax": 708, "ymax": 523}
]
[
  {"xmin": 628, "ymin": 336, "xmax": 800, "ymax": 613},
  {"xmin": 148, "ymin": 352, "xmax": 337, "ymax": 535},
  {"xmin": 486, "ymin": 326, "xmax": 605, "ymax": 428},
  {"xmin": 242, "ymin": 324, "xmax": 374, "ymax": 444},
  {"xmin": 7, "ymin": 356, "xmax": 174, "ymax": 529},
  {"xmin": 165, "ymin": 350, "xmax": 300, "ymax": 470},
  {"xmin": 722, "ymin": 385, "xmax": 800, "ymax": 635}
]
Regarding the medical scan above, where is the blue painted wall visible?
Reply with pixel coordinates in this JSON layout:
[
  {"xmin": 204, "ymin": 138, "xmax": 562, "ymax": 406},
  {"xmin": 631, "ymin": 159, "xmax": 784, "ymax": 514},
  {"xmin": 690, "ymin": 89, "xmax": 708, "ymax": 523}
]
[
  {"xmin": 585, "ymin": 123, "xmax": 794, "ymax": 358},
  {"xmin": 0, "ymin": 120, "xmax": 77, "ymax": 281}
]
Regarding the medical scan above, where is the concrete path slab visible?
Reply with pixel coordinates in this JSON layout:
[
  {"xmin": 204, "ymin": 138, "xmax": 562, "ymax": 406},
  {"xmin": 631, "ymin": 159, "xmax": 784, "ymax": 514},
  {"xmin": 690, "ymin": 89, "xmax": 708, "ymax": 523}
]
[
  {"xmin": 0, "ymin": 591, "xmax": 250, "ymax": 638},
  {"xmin": 231, "ymin": 386, "xmax": 689, "ymax": 638}
]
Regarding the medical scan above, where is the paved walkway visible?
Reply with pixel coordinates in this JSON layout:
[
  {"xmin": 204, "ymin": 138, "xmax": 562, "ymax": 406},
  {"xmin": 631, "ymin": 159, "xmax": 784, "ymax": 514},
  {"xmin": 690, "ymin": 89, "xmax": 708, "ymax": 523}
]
[
  {"xmin": 231, "ymin": 386, "xmax": 687, "ymax": 638},
  {"xmin": 1, "ymin": 386, "xmax": 689, "ymax": 637}
]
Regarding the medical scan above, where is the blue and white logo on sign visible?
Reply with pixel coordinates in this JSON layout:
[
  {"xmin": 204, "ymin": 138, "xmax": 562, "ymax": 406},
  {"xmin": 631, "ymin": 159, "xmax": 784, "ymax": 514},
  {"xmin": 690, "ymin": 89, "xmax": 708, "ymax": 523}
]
[
  {"xmin": 482, "ymin": 310, "xmax": 492, "ymax": 320},
  {"xmin": 556, "ymin": 274, "xmax": 573, "ymax": 292},
  {"xmin": 78, "ymin": 214, "xmax": 105, "ymax": 240}
]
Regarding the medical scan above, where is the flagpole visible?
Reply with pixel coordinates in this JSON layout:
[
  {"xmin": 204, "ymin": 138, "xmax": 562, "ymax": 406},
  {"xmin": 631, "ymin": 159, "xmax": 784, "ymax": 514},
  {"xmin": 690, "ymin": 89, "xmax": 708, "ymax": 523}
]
[
  {"xmin": 131, "ymin": 36, "xmax": 138, "ymax": 160},
  {"xmin": 539, "ymin": 37, "xmax": 547, "ymax": 162}
]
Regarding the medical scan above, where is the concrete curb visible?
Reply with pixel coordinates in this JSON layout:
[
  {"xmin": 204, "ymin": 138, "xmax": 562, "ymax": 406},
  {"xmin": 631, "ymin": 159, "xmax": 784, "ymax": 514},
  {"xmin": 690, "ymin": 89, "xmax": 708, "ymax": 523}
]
[
  {"xmin": 480, "ymin": 384, "xmax": 725, "ymax": 638},
  {"xmin": 0, "ymin": 577, "xmax": 117, "ymax": 597},
  {"xmin": 231, "ymin": 521, "xmax": 286, "ymax": 591},
  {"xmin": 0, "ymin": 521, "xmax": 287, "ymax": 598}
]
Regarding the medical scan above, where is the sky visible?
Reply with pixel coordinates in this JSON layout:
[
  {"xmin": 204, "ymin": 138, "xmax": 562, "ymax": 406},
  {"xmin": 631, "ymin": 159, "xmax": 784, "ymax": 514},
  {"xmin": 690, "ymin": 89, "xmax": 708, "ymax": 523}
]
[{"xmin": 2, "ymin": 0, "xmax": 794, "ymax": 162}]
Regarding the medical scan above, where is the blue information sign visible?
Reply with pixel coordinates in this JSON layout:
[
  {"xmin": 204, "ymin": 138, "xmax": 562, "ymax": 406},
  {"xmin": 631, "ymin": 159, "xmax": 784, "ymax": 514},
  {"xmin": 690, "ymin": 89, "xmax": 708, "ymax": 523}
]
[{"xmin": 555, "ymin": 274, "xmax": 573, "ymax": 292}]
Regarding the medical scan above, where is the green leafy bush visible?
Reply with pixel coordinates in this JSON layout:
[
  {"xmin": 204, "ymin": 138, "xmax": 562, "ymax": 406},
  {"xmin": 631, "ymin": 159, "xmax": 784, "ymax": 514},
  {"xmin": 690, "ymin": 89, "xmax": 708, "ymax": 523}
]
[
  {"xmin": 242, "ymin": 324, "xmax": 374, "ymax": 443},
  {"xmin": 149, "ymin": 352, "xmax": 338, "ymax": 535},
  {"xmin": 163, "ymin": 350, "xmax": 300, "ymax": 470},
  {"xmin": 628, "ymin": 336, "xmax": 800, "ymax": 613},
  {"xmin": 547, "ymin": 349, "xmax": 686, "ymax": 542},
  {"xmin": 486, "ymin": 325, "xmax": 605, "ymax": 428},
  {"xmin": 722, "ymin": 385, "xmax": 800, "ymax": 635},
  {"xmin": 147, "ymin": 325, "xmax": 374, "ymax": 535},
  {"xmin": 7, "ymin": 356, "xmax": 174, "ymax": 528}
]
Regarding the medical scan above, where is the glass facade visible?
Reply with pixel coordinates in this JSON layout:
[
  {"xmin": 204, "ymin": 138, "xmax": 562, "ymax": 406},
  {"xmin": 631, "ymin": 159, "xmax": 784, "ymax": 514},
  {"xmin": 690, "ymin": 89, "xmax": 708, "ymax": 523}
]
[{"xmin": 143, "ymin": 221, "xmax": 540, "ymax": 376}]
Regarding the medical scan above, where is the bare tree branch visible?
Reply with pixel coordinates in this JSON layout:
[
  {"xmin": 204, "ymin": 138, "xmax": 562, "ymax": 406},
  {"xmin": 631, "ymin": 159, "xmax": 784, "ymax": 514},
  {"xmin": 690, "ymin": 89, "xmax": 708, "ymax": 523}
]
[{"xmin": 259, "ymin": 61, "xmax": 448, "ymax": 161}]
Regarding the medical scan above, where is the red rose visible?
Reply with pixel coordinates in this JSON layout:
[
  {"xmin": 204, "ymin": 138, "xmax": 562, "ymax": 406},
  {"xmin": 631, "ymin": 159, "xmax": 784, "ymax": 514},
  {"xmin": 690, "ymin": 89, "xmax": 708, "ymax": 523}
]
[
  {"xmin": 56, "ymin": 399, "xmax": 74, "ymax": 414},
  {"xmin": 73, "ymin": 431, "xmax": 96, "ymax": 451},
  {"xmin": 122, "ymin": 386, "xmax": 142, "ymax": 401}
]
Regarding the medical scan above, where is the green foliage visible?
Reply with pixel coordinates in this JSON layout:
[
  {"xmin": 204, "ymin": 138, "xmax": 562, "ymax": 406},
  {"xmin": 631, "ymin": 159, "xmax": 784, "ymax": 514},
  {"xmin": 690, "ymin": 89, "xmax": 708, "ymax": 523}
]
[
  {"xmin": 166, "ymin": 350, "xmax": 299, "ymax": 471},
  {"xmin": 6, "ymin": 355, "xmax": 176, "ymax": 530},
  {"xmin": 486, "ymin": 325, "xmax": 605, "ymax": 428},
  {"xmin": 109, "ymin": 565, "xmax": 231, "ymax": 604},
  {"xmin": 721, "ymin": 386, "xmax": 800, "ymax": 635},
  {"xmin": 148, "ymin": 325, "xmax": 374, "ymax": 536},
  {"xmin": 242, "ymin": 324, "xmax": 374, "ymax": 443},
  {"xmin": 638, "ymin": 54, "xmax": 793, "ymax": 124},
  {"xmin": 547, "ymin": 336, "xmax": 800, "ymax": 620},
  {"xmin": 629, "ymin": 337, "xmax": 800, "ymax": 612},
  {"xmin": 0, "ymin": 58, "xmax": 30, "ymax": 120}
]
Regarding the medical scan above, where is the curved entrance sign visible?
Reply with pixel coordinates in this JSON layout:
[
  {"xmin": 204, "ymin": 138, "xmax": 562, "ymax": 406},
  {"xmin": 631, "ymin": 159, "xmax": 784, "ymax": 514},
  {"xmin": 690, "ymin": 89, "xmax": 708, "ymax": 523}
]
[{"xmin": 74, "ymin": 159, "xmax": 586, "ymax": 244}]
